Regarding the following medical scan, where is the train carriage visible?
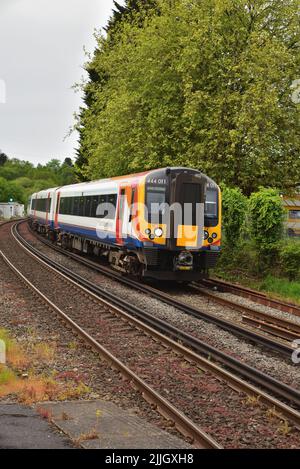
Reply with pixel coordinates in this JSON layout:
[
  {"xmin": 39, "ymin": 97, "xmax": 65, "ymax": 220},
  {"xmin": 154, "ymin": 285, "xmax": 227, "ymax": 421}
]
[
  {"xmin": 29, "ymin": 188, "xmax": 57, "ymax": 235},
  {"xmin": 29, "ymin": 167, "xmax": 222, "ymax": 281}
]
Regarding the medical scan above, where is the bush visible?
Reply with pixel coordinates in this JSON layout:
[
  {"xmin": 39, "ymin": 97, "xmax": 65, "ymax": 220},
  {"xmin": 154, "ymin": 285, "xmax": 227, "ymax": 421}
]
[
  {"xmin": 279, "ymin": 241, "xmax": 300, "ymax": 280},
  {"xmin": 221, "ymin": 186, "xmax": 248, "ymax": 247},
  {"xmin": 248, "ymin": 188, "xmax": 284, "ymax": 268}
]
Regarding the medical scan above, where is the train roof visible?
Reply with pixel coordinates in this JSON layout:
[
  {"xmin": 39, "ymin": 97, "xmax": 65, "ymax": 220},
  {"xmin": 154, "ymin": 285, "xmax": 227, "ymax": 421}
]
[{"xmin": 32, "ymin": 167, "xmax": 219, "ymax": 197}]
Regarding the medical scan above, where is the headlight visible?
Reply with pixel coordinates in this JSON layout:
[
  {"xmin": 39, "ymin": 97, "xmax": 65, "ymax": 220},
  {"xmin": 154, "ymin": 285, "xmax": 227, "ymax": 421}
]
[
  {"xmin": 212, "ymin": 233, "xmax": 217, "ymax": 239},
  {"xmin": 154, "ymin": 227, "xmax": 163, "ymax": 238},
  {"xmin": 208, "ymin": 237, "xmax": 213, "ymax": 244},
  {"xmin": 204, "ymin": 230, "xmax": 209, "ymax": 240},
  {"xmin": 145, "ymin": 229, "xmax": 151, "ymax": 235}
]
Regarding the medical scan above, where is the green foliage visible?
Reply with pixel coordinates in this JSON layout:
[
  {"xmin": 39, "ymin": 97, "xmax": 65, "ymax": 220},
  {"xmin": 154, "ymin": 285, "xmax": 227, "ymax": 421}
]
[
  {"xmin": 76, "ymin": 0, "xmax": 300, "ymax": 193},
  {"xmin": 0, "ymin": 151, "xmax": 8, "ymax": 166},
  {"xmin": 248, "ymin": 188, "xmax": 284, "ymax": 252},
  {"xmin": 221, "ymin": 185, "xmax": 247, "ymax": 246},
  {"xmin": 260, "ymin": 275, "xmax": 300, "ymax": 304},
  {"xmin": 279, "ymin": 240, "xmax": 300, "ymax": 280},
  {"xmin": 0, "ymin": 177, "xmax": 25, "ymax": 205},
  {"xmin": 0, "ymin": 157, "xmax": 76, "ymax": 204}
]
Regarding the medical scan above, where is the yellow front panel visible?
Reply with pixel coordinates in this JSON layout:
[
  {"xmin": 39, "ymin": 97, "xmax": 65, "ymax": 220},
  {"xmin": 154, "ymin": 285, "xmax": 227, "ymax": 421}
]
[
  {"xmin": 137, "ymin": 177, "xmax": 167, "ymax": 245},
  {"xmin": 177, "ymin": 225, "xmax": 198, "ymax": 248}
]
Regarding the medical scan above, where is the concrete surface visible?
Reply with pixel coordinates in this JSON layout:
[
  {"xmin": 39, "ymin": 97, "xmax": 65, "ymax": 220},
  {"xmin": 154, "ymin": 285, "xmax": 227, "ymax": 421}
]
[
  {"xmin": 39, "ymin": 400, "xmax": 192, "ymax": 449},
  {"xmin": 0, "ymin": 404, "xmax": 73, "ymax": 449}
]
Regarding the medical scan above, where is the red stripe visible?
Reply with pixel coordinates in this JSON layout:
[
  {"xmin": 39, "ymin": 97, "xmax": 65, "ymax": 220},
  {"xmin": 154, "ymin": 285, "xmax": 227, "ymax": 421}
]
[
  {"xmin": 45, "ymin": 192, "xmax": 50, "ymax": 225},
  {"xmin": 116, "ymin": 187, "xmax": 124, "ymax": 245},
  {"xmin": 55, "ymin": 192, "xmax": 60, "ymax": 228}
]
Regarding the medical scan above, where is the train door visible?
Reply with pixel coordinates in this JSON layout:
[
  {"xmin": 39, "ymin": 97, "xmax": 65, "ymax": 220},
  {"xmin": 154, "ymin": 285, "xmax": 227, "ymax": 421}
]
[
  {"xmin": 116, "ymin": 187, "xmax": 127, "ymax": 244},
  {"xmin": 45, "ymin": 192, "xmax": 51, "ymax": 226},
  {"xmin": 116, "ymin": 185, "xmax": 136, "ymax": 245},
  {"xmin": 170, "ymin": 171, "xmax": 205, "ymax": 250},
  {"xmin": 54, "ymin": 191, "xmax": 61, "ymax": 229}
]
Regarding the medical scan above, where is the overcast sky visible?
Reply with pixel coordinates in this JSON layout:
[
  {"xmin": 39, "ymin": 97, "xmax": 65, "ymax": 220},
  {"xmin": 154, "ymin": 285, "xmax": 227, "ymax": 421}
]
[{"xmin": 0, "ymin": 0, "xmax": 123, "ymax": 165}]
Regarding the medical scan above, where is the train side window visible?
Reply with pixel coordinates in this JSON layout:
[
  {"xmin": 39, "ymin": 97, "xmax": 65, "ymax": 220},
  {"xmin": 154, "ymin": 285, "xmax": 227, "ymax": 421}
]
[
  {"xmin": 46, "ymin": 198, "xmax": 50, "ymax": 213},
  {"xmin": 68, "ymin": 198, "xmax": 71, "ymax": 215},
  {"xmin": 94, "ymin": 194, "xmax": 117, "ymax": 219},
  {"xmin": 91, "ymin": 195, "xmax": 100, "ymax": 217},
  {"xmin": 96, "ymin": 194, "xmax": 107, "ymax": 219},
  {"xmin": 79, "ymin": 197, "xmax": 85, "ymax": 217},
  {"xmin": 84, "ymin": 196, "xmax": 92, "ymax": 217},
  {"xmin": 129, "ymin": 189, "xmax": 135, "ymax": 222},
  {"xmin": 59, "ymin": 198, "xmax": 65, "ymax": 215},
  {"xmin": 72, "ymin": 197, "xmax": 80, "ymax": 216},
  {"xmin": 107, "ymin": 194, "xmax": 117, "ymax": 219},
  {"xmin": 68, "ymin": 198, "xmax": 72, "ymax": 215}
]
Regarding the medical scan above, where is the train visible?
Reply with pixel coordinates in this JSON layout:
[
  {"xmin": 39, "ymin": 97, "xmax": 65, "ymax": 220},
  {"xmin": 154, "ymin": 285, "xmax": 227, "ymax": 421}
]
[{"xmin": 28, "ymin": 167, "xmax": 221, "ymax": 281}]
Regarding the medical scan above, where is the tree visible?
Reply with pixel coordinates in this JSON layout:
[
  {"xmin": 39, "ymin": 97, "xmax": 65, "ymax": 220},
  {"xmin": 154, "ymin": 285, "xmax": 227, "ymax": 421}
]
[
  {"xmin": 76, "ymin": 0, "xmax": 300, "ymax": 193},
  {"xmin": 106, "ymin": 0, "xmax": 159, "ymax": 36},
  {"xmin": 0, "ymin": 151, "xmax": 8, "ymax": 166},
  {"xmin": 0, "ymin": 157, "xmax": 76, "ymax": 203},
  {"xmin": 63, "ymin": 157, "xmax": 73, "ymax": 167},
  {"xmin": 75, "ymin": 0, "xmax": 159, "ymax": 180},
  {"xmin": 248, "ymin": 187, "xmax": 284, "ymax": 266},
  {"xmin": 221, "ymin": 186, "xmax": 248, "ymax": 246}
]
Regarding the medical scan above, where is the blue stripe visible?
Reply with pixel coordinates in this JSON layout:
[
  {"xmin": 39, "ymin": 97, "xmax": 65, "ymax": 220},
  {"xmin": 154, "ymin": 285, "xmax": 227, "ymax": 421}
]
[{"xmin": 57, "ymin": 222, "xmax": 144, "ymax": 248}]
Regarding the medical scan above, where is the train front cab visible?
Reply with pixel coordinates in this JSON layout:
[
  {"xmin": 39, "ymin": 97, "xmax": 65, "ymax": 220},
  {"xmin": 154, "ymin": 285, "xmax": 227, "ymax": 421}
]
[{"xmin": 136, "ymin": 168, "xmax": 221, "ymax": 281}]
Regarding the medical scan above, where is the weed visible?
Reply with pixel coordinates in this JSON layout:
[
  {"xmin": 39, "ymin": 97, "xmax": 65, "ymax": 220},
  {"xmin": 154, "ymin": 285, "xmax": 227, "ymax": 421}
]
[
  {"xmin": 244, "ymin": 395, "xmax": 260, "ymax": 407},
  {"xmin": 74, "ymin": 429, "xmax": 99, "ymax": 446},
  {"xmin": 34, "ymin": 342, "xmax": 56, "ymax": 363},
  {"xmin": 277, "ymin": 420, "xmax": 291, "ymax": 435},
  {"xmin": 61, "ymin": 411, "xmax": 72, "ymax": 421},
  {"xmin": 0, "ymin": 366, "xmax": 16, "ymax": 385},
  {"xmin": 266, "ymin": 407, "xmax": 282, "ymax": 421},
  {"xmin": 37, "ymin": 406, "xmax": 53, "ymax": 421},
  {"xmin": 68, "ymin": 342, "xmax": 77, "ymax": 350}
]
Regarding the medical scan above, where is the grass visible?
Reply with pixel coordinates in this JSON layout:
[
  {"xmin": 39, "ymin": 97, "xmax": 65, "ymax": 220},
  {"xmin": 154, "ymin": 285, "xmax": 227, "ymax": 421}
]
[
  {"xmin": 260, "ymin": 275, "xmax": 300, "ymax": 305},
  {"xmin": 0, "ymin": 327, "xmax": 91, "ymax": 404},
  {"xmin": 215, "ymin": 269, "xmax": 300, "ymax": 306},
  {"xmin": 214, "ymin": 240, "xmax": 300, "ymax": 305},
  {"xmin": 0, "ymin": 367, "xmax": 16, "ymax": 385}
]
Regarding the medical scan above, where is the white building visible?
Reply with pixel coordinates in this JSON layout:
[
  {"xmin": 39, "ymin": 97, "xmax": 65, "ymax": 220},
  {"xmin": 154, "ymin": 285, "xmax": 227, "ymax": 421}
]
[{"xmin": 0, "ymin": 202, "xmax": 24, "ymax": 219}]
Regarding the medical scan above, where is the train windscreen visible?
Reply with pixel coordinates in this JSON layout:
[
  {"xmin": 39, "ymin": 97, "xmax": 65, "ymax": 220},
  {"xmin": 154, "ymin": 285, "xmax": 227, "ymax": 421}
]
[
  {"xmin": 205, "ymin": 188, "xmax": 218, "ymax": 227},
  {"xmin": 146, "ymin": 186, "xmax": 166, "ymax": 222}
]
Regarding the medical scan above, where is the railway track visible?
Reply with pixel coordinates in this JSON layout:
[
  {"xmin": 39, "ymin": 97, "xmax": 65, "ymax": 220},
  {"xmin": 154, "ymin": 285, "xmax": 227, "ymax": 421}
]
[
  {"xmin": 7, "ymin": 222, "xmax": 300, "ymax": 405},
  {"xmin": 0, "ymin": 221, "xmax": 220, "ymax": 448},
  {"xmin": 25, "ymin": 222, "xmax": 295, "ymax": 358},
  {"xmin": 19, "ymin": 222, "xmax": 300, "ymax": 405},
  {"xmin": 1, "ymin": 220, "xmax": 300, "ymax": 448},
  {"xmin": 190, "ymin": 283, "xmax": 300, "ymax": 343},
  {"xmin": 201, "ymin": 278, "xmax": 300, "ymax": 318}
]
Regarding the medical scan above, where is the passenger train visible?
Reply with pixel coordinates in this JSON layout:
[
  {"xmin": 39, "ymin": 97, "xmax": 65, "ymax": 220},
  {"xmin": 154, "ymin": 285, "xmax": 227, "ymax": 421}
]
[{"xmin": 28, "ymin": 167, "xmax": 221, "ymax": 280}]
